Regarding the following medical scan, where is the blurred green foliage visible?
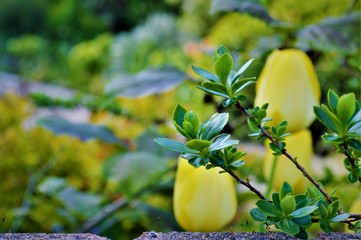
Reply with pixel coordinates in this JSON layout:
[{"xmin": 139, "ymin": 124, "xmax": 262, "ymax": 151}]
[{"xmin": 0, "ymin": 0, "xmax": 360, "ymax": 238}]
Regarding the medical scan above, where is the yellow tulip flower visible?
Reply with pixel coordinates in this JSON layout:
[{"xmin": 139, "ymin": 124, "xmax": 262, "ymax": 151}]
[
  {"xmin": 173, "ymin": 158, "xmax": 237, "ymax": 231},
  {"xmin": 263, "ymin": 129, "xmax": 313, "ymax": 193},
  {"xmin": 254, "ymin": 49, "xmax": 321, "ymax": 132}
]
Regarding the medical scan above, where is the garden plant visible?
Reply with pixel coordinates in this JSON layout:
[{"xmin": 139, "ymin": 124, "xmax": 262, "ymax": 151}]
[
  {"xmin": 155, "ymin": 45, "xmax": 361, "ymax": 239},
  {"xmin": 0, "ymin": 1, "xmax": 360, "ymax": 239}
]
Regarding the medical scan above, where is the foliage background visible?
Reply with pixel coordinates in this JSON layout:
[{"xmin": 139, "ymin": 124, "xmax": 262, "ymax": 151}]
[{"xmin": 0, "ymin": 0, "xmax": 360, "ymax": 239}]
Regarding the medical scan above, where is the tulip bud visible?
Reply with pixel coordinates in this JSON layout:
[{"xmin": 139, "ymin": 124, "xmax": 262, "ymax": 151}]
[
  {"xmin": 173, "ymin": 157, "xmax": 237, "ymax": 231},
  {"xmin": 254, "ymin": 49, "xmax": 321, "ymax": 132},
  {"xmin": 263, "ymin": 129, "xmax": 313, "ymax": 193}
]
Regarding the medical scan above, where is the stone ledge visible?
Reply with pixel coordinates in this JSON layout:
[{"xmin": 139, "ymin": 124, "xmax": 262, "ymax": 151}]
[
  {"xmin": 136, "ymin": 231, "xmax": 361, "ymax": 240},
  {"xmin": 0, "ymin": 233, "xmax": 109, "ymax": 240}
]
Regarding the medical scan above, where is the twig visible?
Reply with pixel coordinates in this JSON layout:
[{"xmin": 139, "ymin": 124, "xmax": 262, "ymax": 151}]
[
  {"xmin": 235, "ymin": 102, "xmax": 335, "ymax": 205},
  {"xmin": 222, "ymin": 167, "xmax": 267, "ymax": 201}
]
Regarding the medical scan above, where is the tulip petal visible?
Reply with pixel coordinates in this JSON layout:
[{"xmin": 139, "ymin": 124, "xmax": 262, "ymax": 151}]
[
  {"xmin": 174, "ymin": 158, "xmax": 237, "ymax": 231},
  {"xmin": 263, "ymin": 129, "xmax": 313, "ymax": 193},
  {"xmin": 255, "ymin": 49, "xmax": 321, "ymax": 132}
]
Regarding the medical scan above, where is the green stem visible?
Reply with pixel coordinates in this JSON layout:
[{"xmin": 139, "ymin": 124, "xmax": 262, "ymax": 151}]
[{"xmin": 265, "ymin": 155, "xmax": 279, "ymax": 198}]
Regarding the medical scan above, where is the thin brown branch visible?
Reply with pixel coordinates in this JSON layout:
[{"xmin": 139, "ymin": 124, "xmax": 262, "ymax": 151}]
[
  {"xmin": 222, "ymin": 167, "xmax": 267, "ymax": 201},
  {"xmin": 235, "ymin": 102, "xmax": 335, "ymax": 205}
]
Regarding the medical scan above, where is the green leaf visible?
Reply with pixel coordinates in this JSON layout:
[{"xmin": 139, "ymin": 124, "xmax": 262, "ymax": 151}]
[
  {"xmin": 184, "ymin": 111, "xmax": 200, "ymax": 134},
  {"xmin": 272, "ymin": 193, "xmax": 282, "ymax": 210},
  {"xmin": 173, "ymin": 104, "xmax": 187, "ymax": 128},
  {"xmin": 319, "ymin": 203, "xmax": 329, "ymax": 219},
  {"xmin": 314, "ymin": 106, "xmax": 340, "ymax": 132},
  {"xmin": 223, "ymin": 98, "xmax": 237, "ymax": 107},
  {"xmin": 280, "ymin": 182, "xmax": 294, "ymax": 199},
  {"xmin": 327, "ymin": 89, "xmax": 339, "ymax": 113},
  {"xmin": 213, "ymin": 45, "xmax": 230, "ymax": 60},
  {"xmin": 183, "ymin": 122, "xmax": 196, "ymax": 139},
  {"xmin": 348, "ymin": 120, "xmax": 361, "ymax": 136},
  {"xmin": 347, "ymin": 139, "xmax": 361, "ymax": 152},
  {"xmin": 320, "ymin": 222, "xmax": 333, "ymax": 233},
  {"xmin": 228, "ymin": 151, "xmax": 246, "ymax": 164},
  {"xmin": 209, "ymin": 134, "xmax": 239, "ymax": 151},
  {"xmin": 37, "ymin": 117, "xmax": 121, "ymax": 144},
  {"xmin": 347, "ymin": 172, "xmax": 358, "ymax": 183},
  {"xmin": 200, "ymin": 82, "xmax": 229, "ymax": 97},
  {"xmin": 105, "ymin": 66, "xmax": 186, "ymax": 98},
  {"xmin": 337, "ymin": 93, "xmax": 356, "ymax": 125},
  {"xmin": 192, "ymin": 65, "xmax": 219, "ymax": 82},
  {"xmin": 154, "ymin": 138, "xmax": 199, "ymax": 154},
  {"xmin": 198, "ymin": 86, "xmax": 230, "ymax": 99},
  {"xmin": 232, "ymin": 58, "xmax": 255, "ymax": 83},
  {"xmin": 172, "ymin": 105, "xmax": 192, "ymax": 139},
  {"xmin": 188, "ymin": 156, "xmax": 209, "ymax": 168},
  {"xmin": 347, "ymin": 108, "xmax": 361, "ymax": 134},
  {"xmin": 256, "ymin": 200, "xmax": 282, "ymax": 217},
  {"xmin": 231, "ymin": 79, "xmax": 256, "ymax": 95},
  {"xmin": 321, "ymin": 134, "xmax": 342, "ymax": 144},
  {"xmin": 327, "ymin": 201, "xmax": 339, "ymax": 219},
  {"xmin": 186, "ymin": 139, "xmax": 212, "ymax": 151},
  {"xmin": 247, "ymin": 117, "xmax": 260, "ymax": 132},
  {"xmin": 295, "ymin": 195, "xmax": 309, "ymax": 209},
  {"xmin": 278, "ymin": 218, "xmax": 300, "ymax": 236},
  {"xmin": 215, "ymin": 53, "xmax": 233, "ymax": 85},
  {"xmin": 198, "ymin": 113, "xmax": 229, "ymax": 140},
  {"xmin": 230, "ymin": 160, "xmax": 245, "ymax": 168},
  {"xmin": 250, "ymin": 208, "xmax": 267, "ymax": 222},
  {"xmin": 289, "ymin": 206, "xmax": 317, "ymax": 218},
  {"xmin": 293, "ymin": 215, "xmax": 312, "ymax": 229},
  {"xmin": 281, "ymin": 196, "xmax": 296, "ymax": 216},
  {"xmin": 330, "ymin": 213, "xmax": 350, "ymax": 223}
]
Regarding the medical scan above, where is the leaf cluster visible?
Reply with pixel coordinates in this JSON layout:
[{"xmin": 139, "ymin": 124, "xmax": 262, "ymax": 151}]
[
  {"xmin": 192, "ymin": 45, "xmax": 256, "ymax": 107},
  {"xmin": 251, "ymin": 182, "xmax": 317, "ymax": 239},
  {"xmin": 154, "ymin": 104, "xmax": 245, "ymax": 171},
  {"xmin": 314, "ymin": 89, "xmax": 361, "ymax": 183}
]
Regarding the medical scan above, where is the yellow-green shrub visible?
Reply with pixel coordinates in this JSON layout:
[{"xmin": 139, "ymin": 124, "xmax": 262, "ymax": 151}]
[{"xmin": 0, "ymin": 93, "xmax": 107, "ymax": 231}]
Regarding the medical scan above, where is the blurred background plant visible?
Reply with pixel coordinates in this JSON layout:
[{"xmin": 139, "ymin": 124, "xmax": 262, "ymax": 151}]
[{"xmin": 0, "ymin": 0, "xmax": 360, "ymax": 239}]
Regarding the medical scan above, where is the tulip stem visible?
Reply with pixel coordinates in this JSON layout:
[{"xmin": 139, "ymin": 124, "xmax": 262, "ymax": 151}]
[
  {"xmin": 235, "ymin": 102, "xmax": 335, "ymax": 205},
  {"xmin": 265, "ymin": 155, "xmax": 278, "ymax": 199},
  {"xmin": 221, "ymin": 167, "xmax": 267, "ymax": 201}
]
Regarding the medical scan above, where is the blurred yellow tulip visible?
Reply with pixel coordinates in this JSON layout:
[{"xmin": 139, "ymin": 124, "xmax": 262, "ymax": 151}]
[
  {"xmin": 173, "ymin": 158, "xmax": 237, "ymax": 231},
  {"xmin": 263, "ymin": 129, "xmax": 313, "ymax": 193},
  {"xmin": 254, "ymin": 49, "xmax": 321, "ymax": 132}
]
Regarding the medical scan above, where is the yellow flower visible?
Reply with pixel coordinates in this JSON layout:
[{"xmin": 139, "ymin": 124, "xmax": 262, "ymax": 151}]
[
  {"xmin": 173, "ymin": 158, "xmax": 237, "ymax": 231},
  {"xmin": 263, "ymin": 129, "xmax": 313, "ymax": 193},
  {"xmin": 254, "ymin": 49, "xmax": 321, "ymax": 132}
]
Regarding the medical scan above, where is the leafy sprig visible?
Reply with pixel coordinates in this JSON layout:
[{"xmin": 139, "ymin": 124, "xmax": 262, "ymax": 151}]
[
  {"xmin": 251, "ymin": 182, "xmax": 317, "ymax": 238},
  {"xmin": 154, "ymin": 104, "xmax": 266, "ymax": 200},
  {"xmin": 192, "ymin": 45, "xmax": 256, "ymax": 107},
  {"xmin": 155, "ymin": 45, "xmax": 361, "ymax": 237},
  {"xmin": 314, "ymin": 89, "xmax": 361, "ymax": 183}
]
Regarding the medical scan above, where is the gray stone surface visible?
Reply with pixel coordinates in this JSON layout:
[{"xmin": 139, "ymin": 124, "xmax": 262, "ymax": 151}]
[
  {"xmin": 136, "ymin": 231, "xmax": 361, "ymax": 240},
  {"xmin": 0, "ymin": 233, "xmax": 109, "ymax": 240}
]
